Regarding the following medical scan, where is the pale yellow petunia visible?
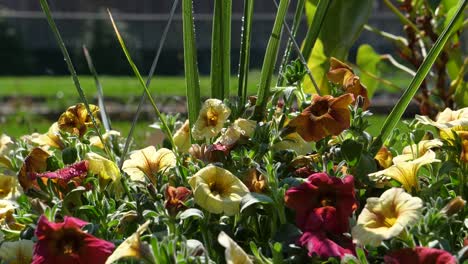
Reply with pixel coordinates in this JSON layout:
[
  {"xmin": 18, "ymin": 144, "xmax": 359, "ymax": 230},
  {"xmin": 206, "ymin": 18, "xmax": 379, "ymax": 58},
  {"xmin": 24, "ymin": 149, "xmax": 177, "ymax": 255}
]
[
  {"xmin": 216, "ymin": 118, "xmax": 257, "ymax": 146},
  {"xmin": 392, "ymin": 139, "xmax": 443, "ymax": 163},
  {"xmin": 218, "ymin": 231, "xmax": 253, "ymax": 264},
  {"xmin": 189, "ymin": 165, "xmax": 249, "ymax": 216},
  {"xmin": 173, "ymin": 120, "xmax": 191, "ymax": 152},
  {"xmin": 352, "ymin": 188, "xmax": 422, "ymax": 247},
  {"xmin": 273, "ymin": 132, "xmax": 313, "ymax": 156},
  {"xmin": 0, "ymin": 174, "xmax": 22, "ymax": 200},
  {"xmin": 192, "ymin": 99, "xmax": 231, "ymax": 140},
  {"xmin": 0, "ymin": 240, "xmax": 34, "ymax": 264}
]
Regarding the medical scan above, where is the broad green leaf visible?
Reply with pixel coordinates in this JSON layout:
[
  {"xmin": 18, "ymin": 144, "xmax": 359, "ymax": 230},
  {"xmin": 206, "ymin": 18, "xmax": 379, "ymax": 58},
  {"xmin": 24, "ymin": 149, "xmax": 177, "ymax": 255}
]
[
  {"xmin": 240, "ymin": 192, "xmax": 274, "ymax": 213},
  {"xmin": 356, "ymin": 44, "xmax": 382, "ymax": 97},
  {"xmin": 211, "ymin": 0, "xmax": 231, "ymax": 100},
  {"xmin": 341, "ymin": 139, "xmax": 363, "ymax": 167},
  {"xmin": 179, "ymin": 208, "xmax": 204, "ymax": 220},
  {"xmin": 303, "ymin": 0, "xmax": 373, "ymax": 94},
  {"xmin": 238, "ymin": 0, "xmax": 255, "ymax": 108}
]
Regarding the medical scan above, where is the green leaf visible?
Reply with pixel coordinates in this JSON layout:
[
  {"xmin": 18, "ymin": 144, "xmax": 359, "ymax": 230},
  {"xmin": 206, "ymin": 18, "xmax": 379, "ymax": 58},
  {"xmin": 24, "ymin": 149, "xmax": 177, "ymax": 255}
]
[
  {"xmin": 370, "ymin": 0, "xmax": 467, "ymax": 157},
  {"xmin": 356, "ymin": 44, "xmax": 382, "ymax": 97},
  {"xmin": 454, "ymin": 81, "xmax": 468, "ymax": 107},
  {"xmin": 303, "ymin": 0, "xmax": 373, "ymax": 94},
  {"xmin": 238, "ymin": 0, "xmax": 255, "ymax": 108},
  {"xmin": 211, "ymin": 0, "xmax": 232, "ymax": 100},
  {"xmin": 341, "ymin": 139, "xmax": 363, "ymax": 167},
  {"xmin": 182, "ymin": 0, "xmax": 202, "ymax": 131},
  {"xmin": 179, "ymin": 208, "xmax": 204, "ymax": 220},
  {"xmin": 253, "ymin": 0, "xmax": 291, "ymax": 121},
  {"xmin": 240, "ymin": 193, "xmax": 274, "ymax": 213}
]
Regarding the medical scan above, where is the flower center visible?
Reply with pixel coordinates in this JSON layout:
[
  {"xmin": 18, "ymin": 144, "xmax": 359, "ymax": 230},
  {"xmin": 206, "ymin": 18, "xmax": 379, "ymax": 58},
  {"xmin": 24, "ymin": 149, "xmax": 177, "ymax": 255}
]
[
  {"xmin": 55, "ymin": 230, "xmax": 83, "ymax": 256},
  {"xmin": 310, "ymin": 100, "xmax": 330, "ymax": 117},
  {"xmin": 382, "ymin": 216, "xmax": 397, "ymax": 227},
  {"xmin": 209, "ymin": 182, "xmax": 225, "ymax": 196},
  {"xmin": 206, "ymin": 108, "xmax": 219, "ymax": 126}
]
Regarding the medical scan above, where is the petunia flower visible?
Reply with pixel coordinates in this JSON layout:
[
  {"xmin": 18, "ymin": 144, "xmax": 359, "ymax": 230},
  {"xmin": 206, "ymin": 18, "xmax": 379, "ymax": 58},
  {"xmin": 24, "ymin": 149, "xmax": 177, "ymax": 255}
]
[
  {"xmin": 173, "ymin": 120, "xmax": 191, "ymax": 152},
  {"xmin": 392, "ymin": 139, "xmax": 443, "ymax": 163},
  {"xmin": 327, "ymin": 57, "xmax": 370, "ymax": 109},
  {"xmin": 243, "ymin": 168, "xmax": 267, "ymax": 193},
  {"xmin": 416, "ymin": 107, "xmax": 468, "ymax": 129},
  {"xmin": 32, "ymin": 215, "xmax": 115, "ymax": 264},
  {"xmin": 351, "ymin": 188, "xmax": 422, "ymax": 247},
  {"xmin": 30, "ymin": 122, "xmax": 65, "ymax": 149},
  {"xmin": 287, "ymin": 94, "xmax": 354, "ymax": 142},
  {"xmin": 375, "ymin": 146, "xmax": 393, "ymax": 169},
  {"xmin": 299, "ymin": 231, "xmax": 355, "ymax": 259},
  {"xmin": 31, "ymin": 160, "xmax": 89, "ymax": 193},
  {"xmin": 218, "ymin": 231, "xmax": 253, "ymax": 264},
  {"xmin": 0, "ymin": 134, "xmax": 13, "ymax": 169},
  {"xmin": 86, "ymin": 153, "xmax": 122, "ymax": 195},
  {"xmin": 0, "ymin": 200, "xmax": 24, "ymax": 230},
  {"xmin": 122, "ymin": 147, "xmax": 176, "ymax": 184},
  {"xmin": 284, "ymin": 173, "xmax": 357, "ymax": 234},
  {"xmin": 164, "ymin": 186, "xmax": 191, "ymax": 216},
  {"xmin": 0, "ymin": 174, "xmax": 22, "ymax": 200},
  {"xmin": 273, "ymin": 132, "xmax": 313, "ymax": 155},
  {"xmin": 188, "ymin": 165, "xmax": 249, "ymax": 216},
  {"xmin": 105, "ymin": 221, "xmax": 155, "ymax": 264},
  {"xmin": 0, "ymin": 240, "xmax": 34, "ymax": 264},
  {"xmin": 58, "ymin": 103, "xmax": 100, "ymax": 137},
  {"xmin": 369, "ymin": 150, "xmax": 440, "ymax": 193},
  {"xmin": 89, "ymin": 130, "xmax": 121, "ymax": 149},
  {"xmin": 440, "ymin": 196, "xmax": 466, "ymax": 216},
  {"xmin": 384, "ymin": 247, "xmax": 456, "ymax": 264},
  {"xmin": 216, "ymin": 118, "xmax": 257, "ymax": 146},
  {"xmin": 18, "ymin": 147, "xmax": 50, "ymax": 192},
  {"xmin": 192, "ymin": 99, "xmax": 231, "ymax": 140}
]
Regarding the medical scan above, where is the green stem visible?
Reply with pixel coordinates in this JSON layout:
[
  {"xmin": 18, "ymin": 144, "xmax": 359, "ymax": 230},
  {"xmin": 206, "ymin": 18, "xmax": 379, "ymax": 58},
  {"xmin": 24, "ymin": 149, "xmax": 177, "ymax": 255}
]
[
  {"xmin": 301, "ymin": 0, "xmax": 331, "ymax": 60},
  {"xmin": 383, "ymin": 0, "xmax": 421, "ymax": 34},
  {"xmin": 238, "ymin": 0, "xmax": 255, "ymax": 108}
]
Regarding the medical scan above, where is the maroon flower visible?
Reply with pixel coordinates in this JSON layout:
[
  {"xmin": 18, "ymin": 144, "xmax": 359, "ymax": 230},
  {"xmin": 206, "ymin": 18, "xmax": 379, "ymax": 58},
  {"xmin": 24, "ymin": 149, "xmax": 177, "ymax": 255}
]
[
  {"xmin": 384, "ymin": 247, "xmax": 456, "ymax": 264},
  {"xmin": 285, "ymin": 173, "xmax": 357, "ymax": 234},
  {"xmin": 299, "ymin": 231, "xmax": 355, "ymax": 259},
  {"xmin": 165, "ymin": 186, "xmax": 191, "ymax": 216},
  {"xmin": 32, "ymin": 161, "xmax": 89, "ymax": 190},
  {"xmin": 32, "ymin": 215, "xmax": 114, "ymax": 264}
]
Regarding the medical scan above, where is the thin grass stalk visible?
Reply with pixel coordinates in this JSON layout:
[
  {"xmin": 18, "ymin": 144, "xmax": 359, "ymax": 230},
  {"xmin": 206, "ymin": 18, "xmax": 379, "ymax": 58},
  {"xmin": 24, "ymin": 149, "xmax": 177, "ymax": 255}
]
[
  {"xmin": 119, "ymin": 0, "xmax": 178, "ymax": 168},
  {"xmin": 211, "ymin": 0, "xmax": 232, "ymax": 99},
  {"xmin": 182, "ymin": 0, "xmax": 201, "ymax": 131},
  {"xmin": 39, "ymin": 0, "xmax": 112, "ymax": 159},
  {"xmin": 369, "ymin": 0, "xmax": 467, "ymax": 156},
  {"xmin": 238, "ymin": 0, "xmax": 255, "ymax": 108},
  {"xmin": 277, "ymin": 0, "xmax": 306, "ymax": 86},
  {"xmin": 301, "ymin": 0, "xmax": 331, "ymax": 60},
  {"xmin": 108, "ymin": 10, "xmax": 175, "ymax": 151},
  {"xmin": 253, "ymin": 0, "xmax": 290, "ymax": 121},
  {"xmin": 82, "ymin": 46, "xmax": 112, "ymax": 132}
]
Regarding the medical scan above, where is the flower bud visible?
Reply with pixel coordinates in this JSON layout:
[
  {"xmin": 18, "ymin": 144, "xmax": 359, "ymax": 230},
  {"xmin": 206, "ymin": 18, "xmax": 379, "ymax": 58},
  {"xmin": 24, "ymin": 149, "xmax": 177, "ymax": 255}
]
[{"xmin": 440, "ymin": 196, "xmax": 466, "ymax": 216}]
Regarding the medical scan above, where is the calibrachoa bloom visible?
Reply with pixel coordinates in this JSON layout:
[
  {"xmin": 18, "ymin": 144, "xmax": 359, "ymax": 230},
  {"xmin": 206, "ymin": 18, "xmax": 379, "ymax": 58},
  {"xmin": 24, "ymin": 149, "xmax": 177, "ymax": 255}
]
[
  {"xmin": 384, "ymin": 247, "xmax": 456, "ymax": 264},
  {"xmin": 165, "ymin": 186, "xmax": 191, "ymax": 216},
  {"xmin": 32, "ymin": 160, "xmax": 89, "ymax": 192},
  {"xmin": 369, "ymin": 150, "xmax": 440, "ymax": 193},
  {"xmin": 0, "ymin": 134, "xmax": 13, "ymax": 169},
  {"xmin": 416, "ymin": 107, "xmax": 468, "ymax": 129},
  {"xmin": 18, "ymin": 147, "xmax": 50, "ymax": 191},
  {"xmin": 58, "ymin": 103, "xmax": 100, "ymax": 137},
  {"xmin": 89, "ymin": 130, "xmax": 121, "ymax": 149},
  {"xmin": 352, "ymin": 188, "xmax": 422, "ymax": 247},
  {"xmin": 216, "ymin": 118, "xmax": 257, "ymax": 146},
  {"xmin": 122, "ymin": 147, "xmax": 176, "ymax": 184},
  {"xmin": 287, "ymin": 94, "xmax": 353, "ymax": 142},
  {"xmin": 273, "ymin": 132, "xmax": 313, "ymax": 155},
  {"xmin": 0, "ymin": 174, "xmax": 22, "ymax": 200},
  {"xmin": 30, "ymin": 122, "xmax": 65, "ymax": 149},
  {"xmin": 188, "ymin": 165, "xmax": 249, "ymax": 216},
  {"xmin": 0, "ymin": 199, "xmax": 24, "ymax": 230},
  {"xmin": 32, "ymin": 215, "xmax": 115, "ymax": 264},
  {"xmin": 392, "ymin": 139, "xmax": 443, "ymax": 163},
  {"xmin": 284, "ymin": 172, "xmax": 357, "ymax": 233},
  {"xmin": 327, "ymin": 57, "xmax": 370, "ymax": 109},
  {"xmin": 375, "ymin": 146, "xmax": 393, "ymax": 169},
  {"xmin": 173, "ymin": 120, "xmax": 191, "ymax": 152},
  {"xmin": 299, "ymin": 231, "xmax": 355, "ymax": 259},
  {"xmin": 192, "ymin": 99, "xmax": 231, "ymax": 140},
  {"xmin": 218, "ymin": 231, "xmax": 253, "ymax": 264},
  {"xmin": 0, "ymin": 240, "xmax": 34, "ymax": 264},
  {"xmin": 86, "ymin": 152, "xmax": 122, "ymax": 194}
]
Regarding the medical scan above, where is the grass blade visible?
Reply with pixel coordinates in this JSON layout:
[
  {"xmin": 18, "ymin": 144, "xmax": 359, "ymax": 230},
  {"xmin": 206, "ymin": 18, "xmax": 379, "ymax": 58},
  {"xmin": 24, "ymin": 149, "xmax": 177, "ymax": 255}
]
[
  {"xmin": 119, "ymin": 0, "xmax": 179, "ymax": 168},
  {"xmin": 253, "ymin": 0, "xmax": 290, "ymax": 121},
  {"xmin": 182, "ymin": 0, "xmax": 202, "ymax": 130},
  {"xmin": 369, "ymin": 0, "xmax": 467, "ymax": 156},
  {"xmin": 39, "ymin": 0, "xmax": 112, "ymax": 159},
  {"xmin": 302, "ymin": 0, "xmax": 331, "ymax": 60},
  {"xmin": 82, "ymin": 45, "xmax": 112, "ymax": 132},
  {"xmin": 238, "ymin": 0, "xmax": 255, "ymax": 109},
  {"xmin": 108, "ymin": 10, "xmax": 175, "ymax": 152},
  {"xmin": 277, "ymin": 0, "xmax": 306, "ymax": 86},
  {"xmin": 211, "ymin": 0, "xmax": 232, "ymax": 100}
]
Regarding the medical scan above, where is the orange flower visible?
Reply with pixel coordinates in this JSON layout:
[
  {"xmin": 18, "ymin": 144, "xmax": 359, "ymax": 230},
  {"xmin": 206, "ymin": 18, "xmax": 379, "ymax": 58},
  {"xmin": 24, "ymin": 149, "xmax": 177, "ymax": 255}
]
[
  {"xmin": 375, "ymin": 146, "xmax": 393, "ymax": 169},
  {"xmin": 327, "ymin": 57, "xmax": 370, "ymax": 109},
  {"xmin": 164, "ymin": 186, "xmax": 191, "ymax": 216},
  {"xmin": 18, "ymin": 148, "xmax": 50, "ymax": 191},
  {"xmin": 58, "ymin": 104, "xmax": 100, "ymax": 137},
  {"xmin": 287, "ymin": 94, "xmax": 353, "ymax": 142},
  {"xmin": 243, "ymin": 168, "xmax": 266, "ymax": 193}
]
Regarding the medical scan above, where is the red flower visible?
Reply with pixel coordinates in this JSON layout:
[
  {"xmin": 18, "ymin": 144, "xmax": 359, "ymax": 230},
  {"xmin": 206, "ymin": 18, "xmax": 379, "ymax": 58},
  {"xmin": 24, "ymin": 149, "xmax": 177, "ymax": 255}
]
[
  {"xmin": 287, "ymin": 94, "xmax": 353, "ymax": 142},
  {"xmin": 165, "ymin": 186, "xmax": 191, "ymax": 216},
  {"xmin": 32, "ymin": 161, "xmax": 89, "ymax": 190},
  {"xmin": 284, "ymin": 173, "xmax": 357, "ymax": 234},
  {"xmin": 384, "ymin": 247, "xmax": 456, "ymax": 264},
  {"xmin": 299, "ymin": 231, "xmax": 355, "ymax": 259},
  {"xmin": 32, "ymin": 215, "xmax": 114, "ymax": 264}
]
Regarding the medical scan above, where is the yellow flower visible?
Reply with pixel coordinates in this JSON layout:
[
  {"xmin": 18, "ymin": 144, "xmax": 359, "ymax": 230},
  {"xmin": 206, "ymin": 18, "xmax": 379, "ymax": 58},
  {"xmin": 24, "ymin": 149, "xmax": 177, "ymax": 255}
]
[
  {"xmin": 173, "ymin": 120, "xmax": 191, "ymax": 152},
  {"xmin": 30, "ymin": 122, "xmax": 64, "ymax": 149},
  {"xmin": 89, "ymin": 130, "xmax": 121, "ymax": 149},
  {"xmin": 416, "ymin": 107, "xmax": 468, "ymax": 130},
  {"xmin": 0, "ymin": 240, "xmax": 34, "ymax": 264},
  {"xmin": 392, "ymin": 139, "xmax": 443, "ymax": 163},
  {"xmin": 273, "ymin": 132, "xmax": 313, "ymax": 155},
  {"xmin": 216, "ymin": 119, "xmax": 257, "ymax": 146},
  {"xmin": 459, "ymin": 131, "xmax": 468, "ymax": 162},
  {"xmin": 85, "ymin": 153, "xmax": 122, "ymax": 196},
  {"xmin": 58, "ymin": 103, "xmax": 100, "ymax": 137},
  {"xmin": 122, "ymin": 147, "xmax": 176, "ymax": 184},
  {"xmin": 192, "ymin": 99, "xmax": 231, "ymax": 140},
  {"xmin": 0, "ymin": 174, "xmax": 22, "ymax": 200},
  {"xmin": 351, "ymin": 188, "xmax": 422, "ymax": 247},
  {"xmin": 0, "ymin": 200, "xmax": 24, "ymax": 231},
  {"xmin": 0, "ymin": 134, "xmax": 13, "ymax": 169},
  {"xmin": 374, "ymin": 147, "xmax": 393, "ymax": 169},
  {"xmin": 218, "ymin": 231, "xmax": 253, "ymax": 264},
  {"xmin": 105, "ymin": 221, "xmax": 155, "ymax": 264},
  {"xmin": 189, "ymin": 165, "xmax": 249, "ymax": 216},
  {"xmin": 369, "ymin": 151, "xmax": 440, "ymax": 193}
]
